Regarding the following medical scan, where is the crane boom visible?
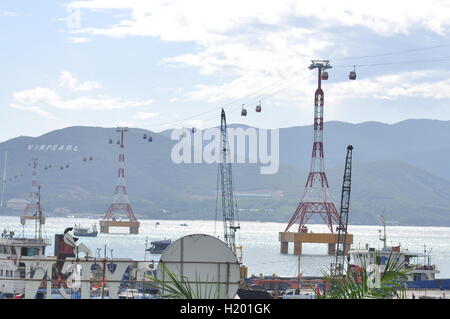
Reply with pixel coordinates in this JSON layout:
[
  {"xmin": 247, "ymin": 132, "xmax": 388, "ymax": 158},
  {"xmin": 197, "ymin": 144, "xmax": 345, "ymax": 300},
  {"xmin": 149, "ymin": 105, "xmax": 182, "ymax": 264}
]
[
  {"xmin": 333, "ymin": 145, "xmax": 353, "ymax": 276},
  {"xmin": 218, "ymin": 108, "xmax": 241, "ymax": 259}
]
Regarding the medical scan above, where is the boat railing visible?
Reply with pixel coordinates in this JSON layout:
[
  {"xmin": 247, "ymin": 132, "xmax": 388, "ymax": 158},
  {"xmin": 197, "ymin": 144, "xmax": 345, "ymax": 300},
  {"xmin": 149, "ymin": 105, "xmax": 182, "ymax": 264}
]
[
  {"xmin": 408, "ymin": 264, "xmax": 436, "ymax": 271},
  {"xmin": 10, "ymin": 237, "xmax": 52, "ymax": 245}
]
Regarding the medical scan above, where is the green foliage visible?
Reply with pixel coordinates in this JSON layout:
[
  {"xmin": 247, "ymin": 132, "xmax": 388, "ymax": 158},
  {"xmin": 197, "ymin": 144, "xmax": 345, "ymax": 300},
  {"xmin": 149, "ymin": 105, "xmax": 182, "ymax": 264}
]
[
  {"xmin": 146, "ymin": 263, "xmax": 222, "ymax": 299},
  {"xmin": 318, "ymin": 252, "xmax": 410, "ymax": 299}
]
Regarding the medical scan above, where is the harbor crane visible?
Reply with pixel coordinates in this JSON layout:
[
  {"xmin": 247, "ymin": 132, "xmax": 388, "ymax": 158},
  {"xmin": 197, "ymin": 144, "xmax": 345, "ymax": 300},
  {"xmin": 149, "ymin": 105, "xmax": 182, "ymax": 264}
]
[
  {"xmin": 218, "ymin": 108, "xmax": 241, "ymax": 259},
  {"xmin": 217, "ymin": 108, "xmax": 248, "ymax": 281},
  {"xmin": 332, "ymin": 145, "xmax": 354, "ymax": 276}
]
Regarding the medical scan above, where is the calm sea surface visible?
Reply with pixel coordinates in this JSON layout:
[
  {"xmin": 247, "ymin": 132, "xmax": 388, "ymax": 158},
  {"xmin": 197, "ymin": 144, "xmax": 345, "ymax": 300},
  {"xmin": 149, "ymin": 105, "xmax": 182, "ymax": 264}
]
[{"xmin": 2, "ymin": 216, "xmax": 450, "ymax": 278}]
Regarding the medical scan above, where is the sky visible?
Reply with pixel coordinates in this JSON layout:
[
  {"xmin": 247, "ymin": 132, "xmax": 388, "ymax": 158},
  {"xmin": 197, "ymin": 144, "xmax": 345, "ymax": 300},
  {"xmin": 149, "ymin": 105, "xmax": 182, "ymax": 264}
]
[{"xmin": 1, "ymin": 0, "xmax": 450, "ymax": 141}]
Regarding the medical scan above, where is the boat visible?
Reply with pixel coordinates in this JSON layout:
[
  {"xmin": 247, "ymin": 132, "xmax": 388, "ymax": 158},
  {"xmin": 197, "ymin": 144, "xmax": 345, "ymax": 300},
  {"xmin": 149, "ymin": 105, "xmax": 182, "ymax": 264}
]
[
  {"xmin": 180, "ymin": 223, "xmax": 188, "ymax": 227},
  {"xmin": 0, "ymin": 228, "xmax": 51, "ymax": 298},
  {"xmin": 146, "ymin": 239, "xmax": 172, "ymax": 254},
  {"xmin": 73, "ymin": 223, "xmax": 98, "ymax": 237},
  {"xmin": 349, "ymin": 245, "xmax": 440, "ymax": 283},
  {"xmin": 348, "ymin": 216, "xmax": 440, "ymax": 284}
]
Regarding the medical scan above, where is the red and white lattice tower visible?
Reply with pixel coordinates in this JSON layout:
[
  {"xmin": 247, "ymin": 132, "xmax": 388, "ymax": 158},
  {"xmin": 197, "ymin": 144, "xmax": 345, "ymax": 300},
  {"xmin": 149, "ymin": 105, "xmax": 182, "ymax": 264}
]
[
  {"xmin": 20, "ymin": 157, "xmax": 45, "ymax": 225},
  {"xmin": 285, "ymin": 60, "xmax": 340, "ymax": 233},
  {"xmin": 100, "ymin": 127, "xmax": 140, "ymax": 234}
]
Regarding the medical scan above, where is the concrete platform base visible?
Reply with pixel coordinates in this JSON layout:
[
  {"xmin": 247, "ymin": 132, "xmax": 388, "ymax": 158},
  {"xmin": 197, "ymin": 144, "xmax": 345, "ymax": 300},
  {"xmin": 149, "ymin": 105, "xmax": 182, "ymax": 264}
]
[
  {"xmin": 99, "ymin": 220, "xmax": 140, "ymax": 234},
  {"xmin": 279, "ymin": 231, "xmax": 353, "ymax": 255},
  {"xmin": 20, "ymin": 215, "xmax": 46, "ymax": 226}
]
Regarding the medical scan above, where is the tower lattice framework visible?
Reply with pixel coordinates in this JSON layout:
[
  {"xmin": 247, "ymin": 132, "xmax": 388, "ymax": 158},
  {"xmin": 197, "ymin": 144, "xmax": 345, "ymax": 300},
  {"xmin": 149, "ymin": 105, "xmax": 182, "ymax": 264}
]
[
  {"xmin": 102, "ymin": 128, "xmax": 138, "ymax": 223},
  {"xmin": 21, "ymin": 157, "xmax": 45, "ymax": 225},
  {"xmin": 285, "ymin": 60, "xmax": 340, "ymax": 233}
]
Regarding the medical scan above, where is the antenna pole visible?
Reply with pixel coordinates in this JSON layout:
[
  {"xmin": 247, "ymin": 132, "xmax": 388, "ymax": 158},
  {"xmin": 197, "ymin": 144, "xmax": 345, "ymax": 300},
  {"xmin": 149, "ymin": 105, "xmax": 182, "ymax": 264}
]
[
  {"xmin": 37, "ymin": 185, "xmax": 43, "ymax": 239},
  {"xmin": 0, "ymin": 151, "xmax": 7, "ymax": 208},
  {"xmin": 380, "ymin": 215, "xmax": 387, "ymax": 249}
]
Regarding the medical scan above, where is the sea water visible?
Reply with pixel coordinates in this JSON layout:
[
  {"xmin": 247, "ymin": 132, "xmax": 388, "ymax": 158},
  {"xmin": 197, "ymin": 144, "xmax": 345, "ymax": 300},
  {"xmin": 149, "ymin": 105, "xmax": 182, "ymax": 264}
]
[{"xmin": 2, "ymin": 216, "xmax": 449, "ymax": 278}]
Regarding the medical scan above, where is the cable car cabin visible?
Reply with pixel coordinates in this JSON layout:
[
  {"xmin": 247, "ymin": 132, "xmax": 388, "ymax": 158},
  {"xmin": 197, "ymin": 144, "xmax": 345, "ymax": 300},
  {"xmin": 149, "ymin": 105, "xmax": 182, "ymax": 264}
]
[
  {"xmin": 109, "ymin": 138, "xmax": 112, "ymax": 144},
  {"xmin": 256, "ymin": 103, "xmax": 261, "ymax": 113},
  {"xmin": 66, "ymin": 164, "xmax": 69, "ymax": 168},
  {"xmin": 191, "ymin": 127, "xmax": 196, "ymax": 133},
  {"xmin": 89, "ymin": 156, "xmax": 93, "ymax": 161},
  {"xmin": 148, "ymin": 136, "xmax": 153, "ymax": 142},
  {"xmin": 143, "ymin": 134, "xmax": 147, "ymax": 139},
  {"xmin": 349, "ymin": 71, "xmax": 356, "ymax": 80},
  {"xmin": 60, "ymin": 166, "xmax": 63, "ymax": 170},
  {"xmin": 321, "ymin": 71, "xmax": 329, "ymax": 80},
  {"xmin": 83, "ymin": 158, "xmax": 87, "ymax": 162},
  {"xmin": 116, "ymin": 140, "xmax": 120, "ymax": 145},
  {"xmin": 241, "ymin": 108, "xmax": 247, "ymax": 116}
]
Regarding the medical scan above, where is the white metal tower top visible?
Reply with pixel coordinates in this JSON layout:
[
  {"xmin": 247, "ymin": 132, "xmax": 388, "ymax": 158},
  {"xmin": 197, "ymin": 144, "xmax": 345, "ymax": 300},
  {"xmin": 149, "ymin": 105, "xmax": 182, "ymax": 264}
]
[{"xmin": 309, "ymin": 60, "xmax": 332, "ymax": 70}]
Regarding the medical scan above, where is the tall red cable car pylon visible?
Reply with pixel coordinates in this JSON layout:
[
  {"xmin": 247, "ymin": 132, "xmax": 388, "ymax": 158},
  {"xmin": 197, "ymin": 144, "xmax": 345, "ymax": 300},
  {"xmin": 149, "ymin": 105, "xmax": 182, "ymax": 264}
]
[
  {"xmin": 285, "ymin": 60, "xmax": 340, "ymax": 233},
  {"xmin": 100, "ymin": 127, "xmax": 140, "ymax": 234}
]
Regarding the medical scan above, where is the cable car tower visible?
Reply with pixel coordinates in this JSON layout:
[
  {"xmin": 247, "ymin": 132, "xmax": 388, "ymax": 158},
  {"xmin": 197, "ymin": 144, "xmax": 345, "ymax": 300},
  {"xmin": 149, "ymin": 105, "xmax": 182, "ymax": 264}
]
[
  {"xmin": 279, "ymin": 60, "xmax": 353, "ymax": 255},
  {"xmin": 331, "ymin": 145, "xmax": 354, "ymax": 276},
  {"xmin": 100, "ymin": 127, "xmax": 140, "ymax": 234},
  {"xmin": 20, "ymin": 157, "xmax": 46, "ymax": 225},
  {"xmin": 285, "ymin": 60, "xmax": 340, "ymax": 232}
]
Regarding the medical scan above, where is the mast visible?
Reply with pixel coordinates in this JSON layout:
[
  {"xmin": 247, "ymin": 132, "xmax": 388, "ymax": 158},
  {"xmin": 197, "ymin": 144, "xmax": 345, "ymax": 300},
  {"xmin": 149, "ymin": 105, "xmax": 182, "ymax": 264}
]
[
  {"xmin": 35, "ymin": 185, "xmax": 43, "ymax": 239},
  {"xmin": 379, "ymin": 214, "xmax": 387, "ymax": 249},
  {"xmin": 1, "ymin": 151, "xmax": 7, "ymax": 208}
]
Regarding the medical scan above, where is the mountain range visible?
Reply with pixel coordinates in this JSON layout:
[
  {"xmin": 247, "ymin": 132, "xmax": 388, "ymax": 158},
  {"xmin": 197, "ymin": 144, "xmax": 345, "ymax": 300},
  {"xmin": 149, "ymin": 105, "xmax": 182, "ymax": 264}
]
[{"xmin": 1, "ymin": 119, "xmax": 450, "ymax": 227}]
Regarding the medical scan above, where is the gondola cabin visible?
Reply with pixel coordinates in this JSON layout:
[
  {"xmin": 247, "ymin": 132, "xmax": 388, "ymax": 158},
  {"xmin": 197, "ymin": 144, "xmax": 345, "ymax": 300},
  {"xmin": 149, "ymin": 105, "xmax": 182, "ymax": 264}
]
[{"xmin": 256, "ymin": 102, "xmax": 262, "ymax": 113}]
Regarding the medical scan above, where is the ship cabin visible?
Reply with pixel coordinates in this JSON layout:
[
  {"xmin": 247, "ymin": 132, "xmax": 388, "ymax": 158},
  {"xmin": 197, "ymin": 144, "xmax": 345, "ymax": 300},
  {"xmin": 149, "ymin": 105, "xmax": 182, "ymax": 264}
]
[{"xmin": 0, "ymin": 230, "xmax": 50, "ymax": 296}]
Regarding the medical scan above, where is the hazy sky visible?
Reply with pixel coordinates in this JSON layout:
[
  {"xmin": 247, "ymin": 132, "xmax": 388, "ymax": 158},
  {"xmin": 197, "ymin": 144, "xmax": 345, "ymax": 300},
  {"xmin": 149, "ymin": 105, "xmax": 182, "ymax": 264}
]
[{"xmin": 2, "ymin": 0, "xmax": 450, "ymax": 142}]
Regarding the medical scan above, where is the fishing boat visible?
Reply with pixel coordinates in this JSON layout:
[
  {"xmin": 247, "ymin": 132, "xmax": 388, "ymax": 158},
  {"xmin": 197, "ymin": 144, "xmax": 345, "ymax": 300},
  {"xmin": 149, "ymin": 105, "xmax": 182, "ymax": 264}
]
[
  {"xmin": 348, "ymin": 216, "xmax": 441, "ymax": 285},
  {"xmin": 0, "ymin": 228, "xmax": 51, "ymax": 298},
  {"xmin": 73, "ymin": 223, "xmax": 98, "ymax": 237},
  {"xmin": 146, "ymin": 239, "xmax": 172, "ymax": 254}
]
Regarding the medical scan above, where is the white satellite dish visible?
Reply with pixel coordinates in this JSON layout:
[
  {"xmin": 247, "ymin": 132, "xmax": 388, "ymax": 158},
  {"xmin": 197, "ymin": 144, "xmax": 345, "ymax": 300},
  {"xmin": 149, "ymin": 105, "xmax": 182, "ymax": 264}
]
[{"xmin": 157, "ymin": 234, "xmax": 240, "ymax": 299}]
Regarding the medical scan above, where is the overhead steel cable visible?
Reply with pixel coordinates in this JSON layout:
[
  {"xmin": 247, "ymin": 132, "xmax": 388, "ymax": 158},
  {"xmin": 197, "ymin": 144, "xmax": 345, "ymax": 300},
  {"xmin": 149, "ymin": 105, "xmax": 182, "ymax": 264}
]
[
  {"xmin": 151, "ymin": 71, "xmax": 302, "ymax": 130},
  {"xmin": 150, "ymin": 42, "xmax": 450, "ymax": 132},
  {"xmin": 333, "ymin": 55, "xmax": 450, "ymax": 68},
  {"xmin": 329, "ymin": 43, "xmax": 450, "ymax": 61}
]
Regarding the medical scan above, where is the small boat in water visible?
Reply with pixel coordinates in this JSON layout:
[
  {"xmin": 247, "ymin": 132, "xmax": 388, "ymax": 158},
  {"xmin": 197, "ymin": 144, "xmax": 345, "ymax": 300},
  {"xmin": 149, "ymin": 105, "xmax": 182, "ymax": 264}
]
[
  {"xmin": 74, "ymin": 224, "xmax": 98, "ymax": 237},
  {"xmin": 146, "ymin": 239, "xmax": 172, "ymax": 254}
]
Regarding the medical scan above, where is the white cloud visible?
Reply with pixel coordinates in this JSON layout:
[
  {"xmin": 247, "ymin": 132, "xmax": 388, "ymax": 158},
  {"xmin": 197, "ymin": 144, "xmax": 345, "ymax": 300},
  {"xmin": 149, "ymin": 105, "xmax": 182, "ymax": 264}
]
[
  {"xmin": 64, "ymin": 1, "xmax": 450, "ymax": 110},
  {"xmin": 10, "ymin": 71, "xmax": 155, "ymax": 118},
  {"xmin": 134, "ymin": 111, "xmax": 159, "ymax": 119},
  {"xmin": 10, "ymin": 104, "xmax": 59, "ymax": 120},
  {"xmin": 67, "ymin": 37, "xmax": 91, "ymax": 43},
  {"xmin": 328, "ymin": 70, "xmax": 450, "ymax": 101},
  {"xmin": 67, "ymin": 1, "xmax": 450, "ymax": 39},
  {"xmin": 0, "ymin": 10, "xmax": 21, "ymax": 17},
  {"xmin": 12, "ymin": 86, "xmax": 153, "ymax": 111},
  {"xmin": 59, "ymin": 70, "xmax": 101, "ymax": 91}
]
